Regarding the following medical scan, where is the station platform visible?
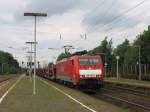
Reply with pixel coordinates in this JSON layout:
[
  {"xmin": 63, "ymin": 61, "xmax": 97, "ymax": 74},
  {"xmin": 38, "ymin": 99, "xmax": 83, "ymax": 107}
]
[
  {"xmin": 104, "ymin": 77, "xmax": 150, "ymax": 89},
  {"xmin": 0, "ymin": 75, "xmax": 126, "ymax": 112},
  {"xmin": 0, "ymin": 76, "xmax": 91, "ymax": 112}
]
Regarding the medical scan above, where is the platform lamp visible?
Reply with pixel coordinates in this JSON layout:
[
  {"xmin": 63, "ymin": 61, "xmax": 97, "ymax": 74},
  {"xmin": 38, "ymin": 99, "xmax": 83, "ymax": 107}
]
[{"xmin": 24, "ymin": 12, "xmax": 47, "ymax": 95}]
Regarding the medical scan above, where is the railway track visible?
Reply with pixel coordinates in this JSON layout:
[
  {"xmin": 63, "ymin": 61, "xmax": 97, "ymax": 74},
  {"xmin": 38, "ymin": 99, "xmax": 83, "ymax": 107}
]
[
  {"xmin": 93, "ymin": 88, "xmax": 150, "ymax": 112},
  {"xmin": 0, "ymin": 75, "xmax": 18, "ymax": 84},
  {"xmin": 105, "ymin": 84, "xmax": 150, "ymax": 98},
  {"xmin": 103, "ymin": 94, "xmax": 150, "ymax": 111}
]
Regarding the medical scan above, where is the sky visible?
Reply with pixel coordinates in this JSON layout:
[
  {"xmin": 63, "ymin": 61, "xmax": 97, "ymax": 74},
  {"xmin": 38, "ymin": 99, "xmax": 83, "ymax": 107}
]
[{"xmin": 0, "ymin": 0, "xmax": 150, "ymax": 67}]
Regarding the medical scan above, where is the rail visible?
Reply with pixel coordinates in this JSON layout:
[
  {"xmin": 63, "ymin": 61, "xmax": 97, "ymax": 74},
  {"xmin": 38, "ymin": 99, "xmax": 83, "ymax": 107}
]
[{"xmin": 101, "ymin": 88, "xmax": 150, "ymax": 111}]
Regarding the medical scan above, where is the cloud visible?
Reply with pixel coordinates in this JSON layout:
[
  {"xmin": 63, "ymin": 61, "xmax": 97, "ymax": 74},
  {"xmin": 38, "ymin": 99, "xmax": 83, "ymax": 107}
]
[
  {"xmin": 14, "ymin": 0, "xmax": 79, "ymax": 22},
  {"xmin": 0, "ymin": 0, "xmax": 150, "ymax": 64},
  {"xmin": 14, "ymin": 0, "xmax": 101, "ymax": 22},
  {"xmin": 0, "ymin": 14, "xmax": 15, "ymax": 23},
  {"xmin": 82, "ymin": 0, "xmax": 148, "ymax": 32}
]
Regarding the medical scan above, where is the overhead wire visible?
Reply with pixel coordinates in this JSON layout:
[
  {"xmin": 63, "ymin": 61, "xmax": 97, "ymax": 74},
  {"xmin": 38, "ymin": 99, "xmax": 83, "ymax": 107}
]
[
  {"xmin": 81, "ymin": 0, "xmax": 118, "ymax": 50},
  {"xmin": 80, "ymin": 0, "xmax": 149, "ymax": 45},
  {"xmin": 86, "ymin": 0, "xmax": 148, "ymax": 34},
  {"xmin": 1, "ymin": 0, "xmax": 149, "ymax": 55},
  {"xmin": 0, "ymin": 1, "xmax": 106, "ymax": 50},
  {"xmin": 105, "ymin": 4, "xmax": 150, "ymax": 33},
  {"xmin": 105, "ymin": 4, "xmax": 150, "ymax": 40},
  {"xmin": 85, "ymin": 0, "xmax": 116, "ymax": 33},
  {"xmin": 69, "ymin": 0, "xmax": 111, "ymax": 47},
  {"xmin": 82, "ymin": 10, "xmax": 150, "ymax": 50}
]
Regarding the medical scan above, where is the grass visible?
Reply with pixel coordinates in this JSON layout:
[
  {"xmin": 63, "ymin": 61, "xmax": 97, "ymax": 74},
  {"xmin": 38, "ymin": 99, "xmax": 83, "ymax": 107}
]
[
  {"xmin": 42, "ymin": 78, "xmax": 129, "ymax": 112},
  {"xmin": 0, "ymin": 76, "xmax": 90, "ymax": 112},
  {"xmin": 0, "ymin": 76, "xmax": 129, "ymax": 112}
]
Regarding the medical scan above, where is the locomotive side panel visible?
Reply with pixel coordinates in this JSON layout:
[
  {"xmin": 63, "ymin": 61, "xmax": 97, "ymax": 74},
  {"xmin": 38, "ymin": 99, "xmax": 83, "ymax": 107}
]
[{"xmin": 56, "ymin": 58, "xmax": 76, "ymax": 83}]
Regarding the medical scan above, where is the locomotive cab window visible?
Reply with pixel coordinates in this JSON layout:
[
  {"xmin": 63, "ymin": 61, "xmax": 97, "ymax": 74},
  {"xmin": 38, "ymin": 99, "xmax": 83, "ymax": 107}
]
[{"xmin": 79, "ymin": 58, "xmax": 101, "ymax": 66}]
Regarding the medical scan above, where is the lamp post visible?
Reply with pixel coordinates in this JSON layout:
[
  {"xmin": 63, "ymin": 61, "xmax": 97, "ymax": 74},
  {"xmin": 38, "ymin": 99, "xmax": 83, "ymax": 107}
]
[
  {"xmin": 127, "ymin": 45, "xmax": 141, "ymax": 80},
  {"xmin": 137, "ymin": 46, "xmax": 141, "ymax": 80},
  {"xmin": 24, "ymin": 12, "xmax": 47, "ymax": 95},
  {"xmin": 116, "ymin": 56, "xmax": 120, "ymax": 80},
  {"xmin": 2, "ymin": 63, "xmax": 7, "ymax": 74}
]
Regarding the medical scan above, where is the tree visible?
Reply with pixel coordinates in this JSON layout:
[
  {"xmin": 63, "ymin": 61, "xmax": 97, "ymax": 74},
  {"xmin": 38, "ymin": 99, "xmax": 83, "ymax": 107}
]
[
  {"xmin": 57, "ymin": 52, "xmax": 72, "ymax": 61},
  {"xmin": 133, "ymin": 26, "xmax": 150, "ymax": 64},
  {"xmin": 88, "ymin": 37, "xmax": 113, "ymax": 66},
  {"xmin": 0, "ymin": 50, "xmax": 20, "ymax": 74},
  {"xmin": 112, "ymin": 25, "xmax": 150, "ymax": 78},
  {"xmin": 114, "ymin": 39, "xmax": 130, "ymax": 66},
  {"xmin": 124, "ymin": 25, "xmax": 150, "ymax": 65}
]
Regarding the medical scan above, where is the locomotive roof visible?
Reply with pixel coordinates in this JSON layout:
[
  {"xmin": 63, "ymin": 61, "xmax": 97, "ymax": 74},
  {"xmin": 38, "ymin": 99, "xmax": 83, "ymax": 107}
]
[{"xmin": 56, "ymin": 55, "xmax": 100, "ymax": 64}]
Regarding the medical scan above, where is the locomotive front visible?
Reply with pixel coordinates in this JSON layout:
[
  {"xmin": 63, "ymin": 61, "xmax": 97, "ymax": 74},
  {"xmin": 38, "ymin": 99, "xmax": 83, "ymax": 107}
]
[{"xmin": 77, "ymin": 56, "xmax": 104, "ymax": 89}]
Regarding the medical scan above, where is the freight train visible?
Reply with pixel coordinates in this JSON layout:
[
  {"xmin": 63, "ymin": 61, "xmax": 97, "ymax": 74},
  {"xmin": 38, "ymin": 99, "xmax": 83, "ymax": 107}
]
[{"xmin": 37, "ymin": 53, "xmax": 104, "ymax": 90}]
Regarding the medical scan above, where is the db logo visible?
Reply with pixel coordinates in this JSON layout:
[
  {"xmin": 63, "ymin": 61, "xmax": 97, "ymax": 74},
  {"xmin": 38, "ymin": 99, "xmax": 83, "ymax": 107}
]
[{"xmin": 89, "ymin": 67, "xmax": 91, "ymax": 70}]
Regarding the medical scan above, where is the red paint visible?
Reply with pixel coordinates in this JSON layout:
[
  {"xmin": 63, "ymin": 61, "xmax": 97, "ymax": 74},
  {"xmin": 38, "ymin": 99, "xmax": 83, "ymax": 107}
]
[{"xmin": 56, "ymin": 55, "xmax": 104, "ymax": 85}]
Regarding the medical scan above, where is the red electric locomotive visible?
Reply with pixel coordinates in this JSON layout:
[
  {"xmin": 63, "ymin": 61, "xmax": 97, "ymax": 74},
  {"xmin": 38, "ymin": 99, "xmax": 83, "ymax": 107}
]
[{"xmin": 56, "ymin": 55, "xmax": 104, "ymax": 89}]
